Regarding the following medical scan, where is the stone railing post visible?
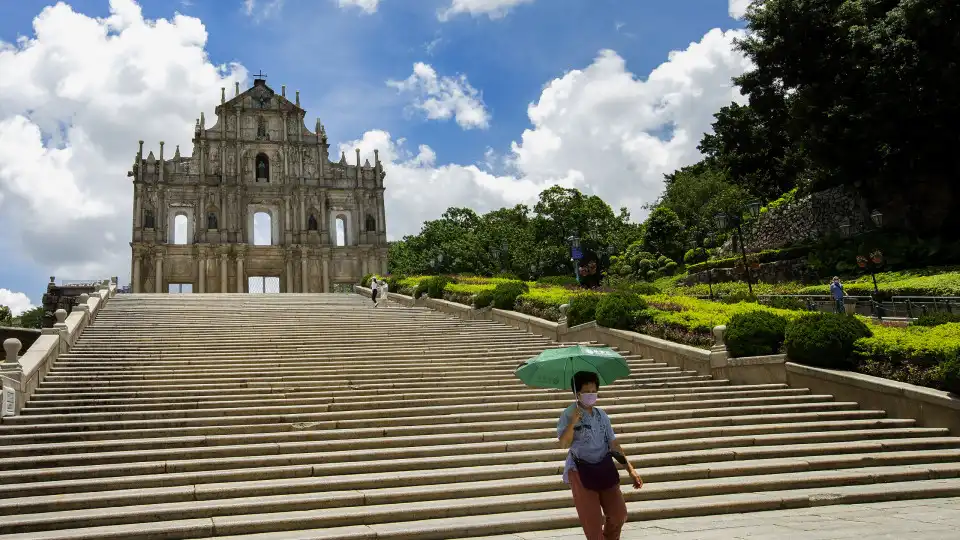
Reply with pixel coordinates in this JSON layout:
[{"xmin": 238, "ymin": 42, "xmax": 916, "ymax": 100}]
[
  {"xmin": 2, "ymin": 338, "xmax": 21, "ymax": 370},
  {"xmin": 1, "ymin": 338, "xmax": 23, "ymax": 417},
  {"xmin": 76, "ymin": 294, "xmax": 91, "ymax": 317},
  {"xmin": 558, "ymin": 303, "xmax": 570, "ymax": 336},
  {"xmin": 53, "ymin": 309, "xmax": 69, "ymax": 352},
  {"xmin": 709, "ymin": 325, "xmax": 729, "ymax": 380}
]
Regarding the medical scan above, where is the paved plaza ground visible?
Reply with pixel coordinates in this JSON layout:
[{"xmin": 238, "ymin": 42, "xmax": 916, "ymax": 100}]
[{"xmin": 473, "ymin": 497, "xmax": 960, "ymax": 540}]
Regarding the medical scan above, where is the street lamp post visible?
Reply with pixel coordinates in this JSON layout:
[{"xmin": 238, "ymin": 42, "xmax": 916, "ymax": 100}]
[
  {"xmin": 840, "ymin": 209, "xmax": 885, "ymax": 318},
  {"xmin": 714, "ymin": 201, "xmax": 761, "ymax": 297}
]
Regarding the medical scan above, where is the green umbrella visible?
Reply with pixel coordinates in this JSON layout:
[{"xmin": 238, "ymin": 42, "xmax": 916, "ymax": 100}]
[{"xmin": 515, "ymin": 345, "xmax": 630, "ymax": 391}]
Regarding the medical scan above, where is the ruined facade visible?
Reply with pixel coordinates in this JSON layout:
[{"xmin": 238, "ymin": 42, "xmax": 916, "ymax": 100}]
[{"xmin": 128, "ymin": 77, "xmax": 388, "ymax": 293}]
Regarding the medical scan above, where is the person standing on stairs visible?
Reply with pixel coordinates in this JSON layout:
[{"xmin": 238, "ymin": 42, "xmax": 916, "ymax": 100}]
[
  {"xmin": 370, "ymin": 276, "xmax": 379, "ymax": 306},
  {"xmin": 558, "ymin": 371, "xmax": 643, "ymax": 540}
]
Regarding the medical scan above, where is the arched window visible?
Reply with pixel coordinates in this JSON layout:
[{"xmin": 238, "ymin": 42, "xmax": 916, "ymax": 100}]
[
  {"xmin": 206, "ymin": 211, "xmax": 218, "ymax": 230},
  {"xmin": 173, "ymin": 215, "xmax": 188, "ymax": 245},
  {"xmin": 308, "ymin": 214, "xmax": 318, "ymax": 231},
  {"xmin": 253, "ymin": 211, "xmax": 272, "ymax": 246},
  {"xmin": 255, "ymin": 153, "xmax": 269, "ymax": 182},
  {"xmin": 365, "ymin": 214, "xmax": 376, "ymax": 232},
  {"xmin": 144, "ymin": 209, "xmax": 155, "ymax": 229},
  {"xmin": 335, "ymin": 216, "xmax": 346, "ymax": 247}
]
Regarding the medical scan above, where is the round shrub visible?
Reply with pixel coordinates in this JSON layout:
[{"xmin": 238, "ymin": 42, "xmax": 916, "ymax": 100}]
[
  {"xmin": 492, "ymin": 281, "xmax": 530, "ymax": 310},
  {"xmin": 474, "ymin": 289, "xmax": 494, "ymax": 309},
  {"xmin": 915, "ymin": 312, "xmax": 960, "ymax": 327},
  {"xmin": 662, "ymin": 261, "xmax": 679, "ymax": 276},
  {"xmin": 360, "ymin": 274, "xmax": 374, "ymax": 287},
  {"xmin": 724, "ymin": 311, "xmax": 789, "ymax": 358},
  {"xmin": 596, "ymin": 293, "xmax": 647, "ymax": 330},
  {"xmin": 426, "ymin": 276, "xmax": 451, "ymax": 299},
  {"xmin": 684, "ymin": 248, "xmax": 709, "ymax": 265},
  {"xmin": 784, "ymin": 313, "xmax": 873, "ymax": 369},
  {"xmin": 386, "ymin": 275, "xmax": 403, "ymax": 295},
  {"xmin": 567, "ymin": 293, "xmax": 602, "ymax": 327},
  {"xmin": 933, "ymin": 356, "xmax": 960, "ymax": 395}
]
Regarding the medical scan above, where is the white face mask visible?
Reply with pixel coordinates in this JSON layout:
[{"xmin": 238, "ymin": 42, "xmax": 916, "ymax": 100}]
[{"xmin": 579, "ymin": 393, "xmax": 598, "ymax": 407}]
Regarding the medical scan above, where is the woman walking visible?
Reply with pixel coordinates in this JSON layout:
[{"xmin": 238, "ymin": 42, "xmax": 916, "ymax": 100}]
[{"xmin": 558, "ymin": 371, "xmax": 643, "ymax": 539}]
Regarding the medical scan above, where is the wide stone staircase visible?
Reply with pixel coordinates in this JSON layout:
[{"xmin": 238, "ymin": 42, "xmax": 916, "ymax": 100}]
[{"xmin": 2, "ymin": 293, "xmax": 960, "ymax": 539}]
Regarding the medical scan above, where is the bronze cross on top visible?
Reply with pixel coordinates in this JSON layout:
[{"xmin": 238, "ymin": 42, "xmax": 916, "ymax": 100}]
[{"xmin": 253, "ymin": 70, "xmax": 268, "ymax": 79}]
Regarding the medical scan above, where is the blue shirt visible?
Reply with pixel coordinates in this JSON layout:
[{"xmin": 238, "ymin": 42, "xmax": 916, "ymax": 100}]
[
  {"xmin": 830, "ymin": 282, "xmax": 844, "ymax": 300},
  {"xmin": 556, "ymin": 404, "xmax": 616, "ymax": 484}
]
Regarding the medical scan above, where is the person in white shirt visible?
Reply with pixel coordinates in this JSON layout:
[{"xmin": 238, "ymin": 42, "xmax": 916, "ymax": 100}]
[
  {"xmin": 378, "ymin": 279, "xmax": 389, "ymax": 307},
  {"xmin": 370, "ymin": 277, "xmax": 379, "ymax": 306}
]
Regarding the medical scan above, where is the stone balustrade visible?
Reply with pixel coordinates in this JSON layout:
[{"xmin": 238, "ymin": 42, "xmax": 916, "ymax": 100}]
[{"xmin": 1, "ymin": 280, "xmax": 117, "ymax": 416}]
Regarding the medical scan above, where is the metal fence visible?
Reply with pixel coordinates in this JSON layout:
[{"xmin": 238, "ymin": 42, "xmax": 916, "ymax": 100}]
[{"xmin": 756, "ymin": 294, "xmax": 960, "ymax": 319}]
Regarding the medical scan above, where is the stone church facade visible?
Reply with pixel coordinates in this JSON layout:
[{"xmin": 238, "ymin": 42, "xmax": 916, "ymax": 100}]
[{"xmin": 128, "ymin": 77, "xmax": 389, "ymax": 293}]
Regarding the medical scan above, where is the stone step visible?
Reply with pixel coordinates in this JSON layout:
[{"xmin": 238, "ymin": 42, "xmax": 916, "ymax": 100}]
[
  {"xmin": 2, "ymin": 393, "xmax": 843, "ymax": 426},
  {"xmin": 20, "ymin": 387, "xmax": 806, "ymax": 416},
  {"xmin": 203, "ymin": 478, "xmax": 960, "ymax": 540},
  {"xmin": 0, "ymin": 409, "xmax": 886, "ymax": 447},
  {"xmin": 3, "ymin": 433, "xmax": 956, "ymax": 485},
  {"xmin": 3, "ymin": 470, "xmax": 960, "ymax": 537},
  {"xmin": 6, "ymin": 448, "xmax": 955, "ymax": 513},
  {"xmin": 24, "ymin": 378, "xmax": 733, "ymax": 399},
  {"xmin": 17, "ymin": 382, "xmax": 778, "ymax": 409},
  {"xmin": 0, "ymin": 401, "xmax": 863, "ymax": 436},
  {"xmin": 0, "ymin": 417, "xmax": 917, "ymax": 461}
]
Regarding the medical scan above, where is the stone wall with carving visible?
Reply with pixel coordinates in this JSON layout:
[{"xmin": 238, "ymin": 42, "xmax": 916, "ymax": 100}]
[{"xmin": 733, "ymin": 186, "xmax": 866, "ymax": 254}]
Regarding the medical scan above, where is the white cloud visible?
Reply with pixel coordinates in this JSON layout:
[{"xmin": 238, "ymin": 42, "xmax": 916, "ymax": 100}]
[
  {"xmin": 243, "ymin": 0, "xmax": 284, "ymax": 19},
  {"xmin": 1, "ymin": 0, "xmax": 753, "ymax": 282},
  {"xmin": 729, "ymin": 0, "xmax": 751, "ymax": 19},
  {"xmin": 387, "ymin": 63, "xmax": 490, "ymax": 130},
  {"xmin": 438, "ymin": 0, "xmax": 536, "ymax": 21},
  {"xmin": 356, "ymin": 29, "xmax": 751, "ymax": 239},
  {"xmin": 0, "ymin": 289, "xmax": 35, "ymax": 317},
  {"xmin": 337, "ymin": 0, "xmax": 380, "ymax": 14},
  {"xmin": 0, "ymin": 0, "xmax": 245, "ymax": 285}
]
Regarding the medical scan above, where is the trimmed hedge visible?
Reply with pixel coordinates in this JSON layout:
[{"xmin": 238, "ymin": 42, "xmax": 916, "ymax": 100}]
[
  {"xmin": 724, "ymin": 311, "xmax": 788, "ymax": 358},
  {"xmin": 474, "ymin": 289, "xmax": 494, "ymax": 308},
  {"xmin": 361, "ymin": 274, "xmax": 374, "ymax": 288},
  {"xmin": 492, "ymin": 281, "xmax": 529, "ymax": 310},
  {"xmin": 567, "ymin": 293, "xmax": 601, "ymax": 327},
  {"xmin": 595, "ymin": 293, "xmax": 647, "ymax": 330},
  {"xmin": 687, "ymin": 245, "xmax": 812, "ymax": 274},
  {"xmin": 915, "ymin": 312, "xmax": 960, "ymax": 327},
  {"xmin": 784, "ymin": 313, "xmax": 872, "ymax": 369}
]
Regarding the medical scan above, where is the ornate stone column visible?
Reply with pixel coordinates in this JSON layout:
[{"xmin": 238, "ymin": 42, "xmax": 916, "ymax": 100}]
[
  {"xmin": 196, "ymin": 245, "xmax": 208, "ymax": 294},
  {"xmin": 218, "ymin": 249, "xmax": 229, "ymax": 293},
  {"xmin": 235, "ymin": 244, "xmax": 247, "ymax": 293},
  {"xmin": 154, "ymin": 247, "xmax": 165, "ymax": 294},
  {"xmin": 284, "ymin": 250, "xmax": 294, "ymax": 293},
  {"xmin": 300, "ymin": 245, "xmax": 310, "ymax": 293},
  {"xmin": 322, "ymin": 255, "xmax": 330, "ymax": 293},
  {"xmin": 132, "ymin": 244, "xmax": 144, "ymax": 293}
]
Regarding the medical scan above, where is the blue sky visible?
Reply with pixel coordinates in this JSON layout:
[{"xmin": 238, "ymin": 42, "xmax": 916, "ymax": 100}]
[{"xmin": 0, "ymin": 0, "xmax": 749, "ymax": 311}]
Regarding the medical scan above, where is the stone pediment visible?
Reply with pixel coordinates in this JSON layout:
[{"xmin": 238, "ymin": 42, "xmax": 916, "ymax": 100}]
[{"xmin": 217, "ymin": 79, "xmax": 304, "ymax": 115}]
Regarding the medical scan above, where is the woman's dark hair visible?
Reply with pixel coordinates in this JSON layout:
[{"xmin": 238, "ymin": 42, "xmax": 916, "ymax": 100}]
[{"xmin": 571, "ymin": 371, "xmax": 600, "ymax": 393}]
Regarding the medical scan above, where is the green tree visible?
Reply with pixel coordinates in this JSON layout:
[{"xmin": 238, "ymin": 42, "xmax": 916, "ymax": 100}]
[
  {"xmin": 657, "ymin": 163, "xmax": 751, "ymax": 243},
  {"xmin": 640, "ymin": 207, "xmax": 685, "ymax": 260},
  {"xmin": 0, "ymin": 305, "xmax": 11, "ymax": 326},
  {"xmin": 17, "ymin": 307, "xmax": 44, "ymax": 329},
  {"xmin": 735, "ymin": 0, "xmax": 960, "ymax": 236}
]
